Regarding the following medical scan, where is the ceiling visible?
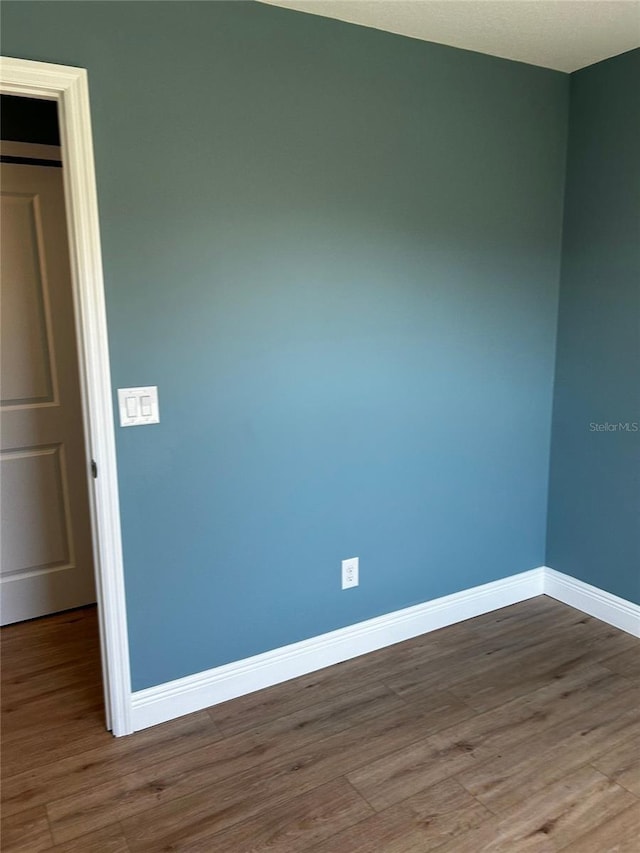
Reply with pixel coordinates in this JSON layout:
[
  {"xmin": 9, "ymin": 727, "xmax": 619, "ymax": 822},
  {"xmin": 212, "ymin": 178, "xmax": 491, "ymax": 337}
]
[{"xmin": 259, "ymin": 1, "xmax": 640, "ymax": 72}]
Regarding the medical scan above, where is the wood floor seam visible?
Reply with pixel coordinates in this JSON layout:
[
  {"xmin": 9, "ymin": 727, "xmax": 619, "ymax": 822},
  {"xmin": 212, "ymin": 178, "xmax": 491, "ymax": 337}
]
[
  {"xmin": 586, "ymin": 760, "xmax": 640, "ymax": 801},
  {"xmin": 342, "ymin": 774, "xmax": 380, "ymax": 813}
]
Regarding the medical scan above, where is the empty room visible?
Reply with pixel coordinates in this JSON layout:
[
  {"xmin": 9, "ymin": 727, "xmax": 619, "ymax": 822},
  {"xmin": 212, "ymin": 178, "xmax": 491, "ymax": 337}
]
[{"xmin": 0, "ymin": 1, "xmax": 638, "ymax": 851}]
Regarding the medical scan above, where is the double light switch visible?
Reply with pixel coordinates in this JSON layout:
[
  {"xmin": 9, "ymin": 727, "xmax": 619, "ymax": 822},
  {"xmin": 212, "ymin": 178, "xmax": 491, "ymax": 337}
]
[{"xmin": 117, "ymin": 386, "xmax": 160, "ymax": 426}]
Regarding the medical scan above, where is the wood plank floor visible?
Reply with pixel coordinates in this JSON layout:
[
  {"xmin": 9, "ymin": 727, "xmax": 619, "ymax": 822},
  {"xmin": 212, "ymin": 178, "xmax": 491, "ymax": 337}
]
[{"xmin": 2, "ymin": 596, "xmax": 639, "ymax": 852}]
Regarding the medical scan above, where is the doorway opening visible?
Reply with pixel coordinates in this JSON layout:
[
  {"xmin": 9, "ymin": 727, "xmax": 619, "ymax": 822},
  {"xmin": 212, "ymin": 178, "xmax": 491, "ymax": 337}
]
[
  {"xmin": 0, "ymin": 94, "xmax": 106, "ymax": 753},
  {"xmin": 0, "ymin": 59, "xmax": 132, "ymax": 736},
  {"xmin": 1, "ymin": 95, "xmax": 98, "ymax": 623}
]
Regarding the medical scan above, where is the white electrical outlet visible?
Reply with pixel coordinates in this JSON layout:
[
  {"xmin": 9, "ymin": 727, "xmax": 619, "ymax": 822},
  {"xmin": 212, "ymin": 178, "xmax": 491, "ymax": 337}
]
[{"xmin": 342, "ymin": 557, "xmax": 359, "ymax": 590}]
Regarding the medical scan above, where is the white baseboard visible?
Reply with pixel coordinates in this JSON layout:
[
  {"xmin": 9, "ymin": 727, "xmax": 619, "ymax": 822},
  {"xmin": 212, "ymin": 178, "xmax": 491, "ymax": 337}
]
[
  {"xmin": 130, "ymin": 567, "xmax": 545, "ymax": 731},
  {"xmin": 543, "ymin": 566, "xmax": 640, "ymax": 638},
  {"xmin": 129, "ymin": 566, "xmax": 640, "ymax": 732}
]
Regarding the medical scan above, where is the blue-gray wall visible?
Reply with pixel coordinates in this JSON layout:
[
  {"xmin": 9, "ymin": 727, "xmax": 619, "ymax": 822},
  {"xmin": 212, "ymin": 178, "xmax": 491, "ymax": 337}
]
[
  {"xmin": 2, "ymin": 2, "xmax": 568, "ymax": 690},
  {"xmin": 547, "ymin": 49, "xmax": 640, "ymax": 604}
]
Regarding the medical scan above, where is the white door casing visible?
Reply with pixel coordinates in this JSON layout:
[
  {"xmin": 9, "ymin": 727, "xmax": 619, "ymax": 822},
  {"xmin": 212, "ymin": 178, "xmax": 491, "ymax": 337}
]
[
  {"xmin": 1, "ymin": 158, "xmax": 98, "ymax": 624},
  {"xmin": 0, "ymin": 57, "xmax": 133, "ymax": 735}
]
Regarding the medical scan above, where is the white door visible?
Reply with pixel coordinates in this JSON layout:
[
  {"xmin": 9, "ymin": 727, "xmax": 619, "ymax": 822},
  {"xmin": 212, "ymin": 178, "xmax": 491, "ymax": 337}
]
[{"xmin": 1, "ymin": 155, "xmax": 96, "ymax": 625}]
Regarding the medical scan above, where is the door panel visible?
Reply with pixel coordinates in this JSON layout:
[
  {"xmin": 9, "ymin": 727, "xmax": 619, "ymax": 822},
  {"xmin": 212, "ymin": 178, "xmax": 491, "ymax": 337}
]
[
  {"xmin": 1, "ymin": 161, "xmax": 96, "ymax": 624},
  {"xmin": 1, "ymin": 445, "xmax": 71, "ymax": 574},
  {"xmin": 1, "ymin": 192, "xmax": 56, "ymax": 405}
]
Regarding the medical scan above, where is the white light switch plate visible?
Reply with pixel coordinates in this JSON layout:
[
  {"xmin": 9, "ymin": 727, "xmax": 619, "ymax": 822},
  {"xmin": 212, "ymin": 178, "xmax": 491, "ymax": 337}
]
[{"xmin": 117, "ymin": 386, "xmax": 160, "ymax": 427}]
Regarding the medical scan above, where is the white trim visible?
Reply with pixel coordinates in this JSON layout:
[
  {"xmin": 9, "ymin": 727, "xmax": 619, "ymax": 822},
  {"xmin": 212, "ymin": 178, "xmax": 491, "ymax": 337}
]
[
  {"xmin": 0, "ymin": 140, "xmax": 62, "ymax": 161},
  {"xmin": 543, "ymin": 567, "xmax": 640, "ymax": 638},
  {"xmin": 131, "ymin": 567, "xmax": 544, "ymax": 731},
  {"xmin": 0, "ymin": 57, "xmax": 133, "ymax": 736},
  {"xmin": 131, "ymin": 565, "xmax": 640, "ymax": 732}
]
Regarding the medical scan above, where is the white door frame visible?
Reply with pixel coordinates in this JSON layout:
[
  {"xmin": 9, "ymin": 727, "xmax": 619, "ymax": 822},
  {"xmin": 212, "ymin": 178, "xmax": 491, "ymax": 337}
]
[{"xmin": 1, "ymin": 57, "xmax": 133, "ymax": 736}]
